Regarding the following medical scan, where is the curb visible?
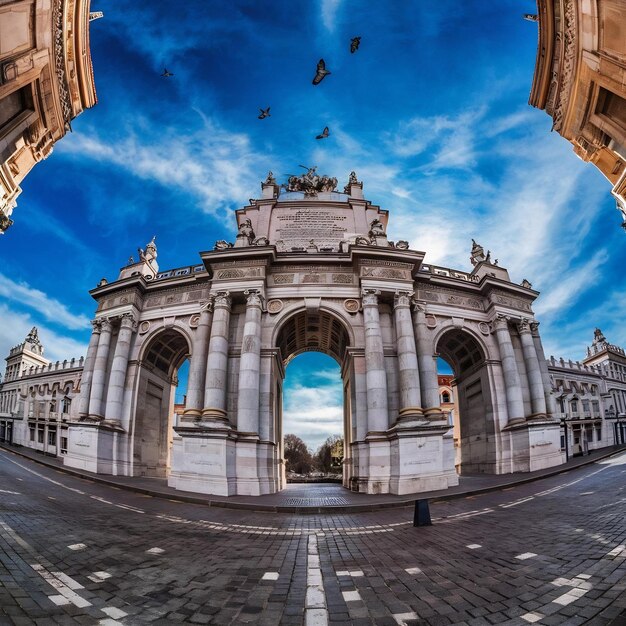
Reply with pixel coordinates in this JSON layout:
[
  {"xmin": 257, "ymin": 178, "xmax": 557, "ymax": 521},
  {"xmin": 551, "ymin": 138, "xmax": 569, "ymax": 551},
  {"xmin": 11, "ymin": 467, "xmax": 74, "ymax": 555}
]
[{"xmin": 2, "ymin": 443, "xmax": 624, "ymax": 514}]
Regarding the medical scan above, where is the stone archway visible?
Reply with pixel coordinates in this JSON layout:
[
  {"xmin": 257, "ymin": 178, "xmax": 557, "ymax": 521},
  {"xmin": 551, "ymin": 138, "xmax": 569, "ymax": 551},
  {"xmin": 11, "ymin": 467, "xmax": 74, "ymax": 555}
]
[
  {"xmin": 274, "ymin": 308, "xmax": 353, "ymax": 488},
  {"xmin": 435, "ymin": 328, "xmax": 498, "ymax": 474},
  {"xmin": 132, "ymin": 329, "xmax": 190, "ymax": 477}
]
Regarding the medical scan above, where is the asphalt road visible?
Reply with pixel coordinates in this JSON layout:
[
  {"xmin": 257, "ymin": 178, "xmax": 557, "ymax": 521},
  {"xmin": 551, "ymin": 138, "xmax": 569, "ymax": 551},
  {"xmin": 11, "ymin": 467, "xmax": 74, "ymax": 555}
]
[{"xmin": 1, "ymin": 448, "xmax": 625, "ymax": 625}]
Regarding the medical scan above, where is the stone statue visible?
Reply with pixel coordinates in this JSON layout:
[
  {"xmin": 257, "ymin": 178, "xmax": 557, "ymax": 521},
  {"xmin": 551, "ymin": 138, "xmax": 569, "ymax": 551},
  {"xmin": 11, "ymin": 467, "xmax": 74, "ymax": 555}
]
[
  {"xmin": 214, "ymin": 240, "xmax": 233, "ymax": 250},
  {"xmin": 592, "ymin": 328, "xmax": 607, "ymax": 345},
  {"xmin": 264, "ymin": 171, "xmax": 276, "ymax": 185},
  {"xmin": 485, "ymin": 250, "xmax": 492, "ymax": 264},
  {"xmin": 369, "ymin": 218, "xmax": 385, "ymax": 237},
  {"xmin": 284, "ymin": 165, "xmax": 338, "ymax": 196},
  {"xmin": 138, "ymin": 236, "xmax": 158, "ymax": 267},
  {"xmin": 238, "ymin": 219, "xmax": 255, "ymax": 242},
  {"xmin": 127, "ymin": 255, "xmax": 134, "ymax": 265},
  {"xmin": 470, "ymin": 239, "xmax": 487, "ymax": 266}
]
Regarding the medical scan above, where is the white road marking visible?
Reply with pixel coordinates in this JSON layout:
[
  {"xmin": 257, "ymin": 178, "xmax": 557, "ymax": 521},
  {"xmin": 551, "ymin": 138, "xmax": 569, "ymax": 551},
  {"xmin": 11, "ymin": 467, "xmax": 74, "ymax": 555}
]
[
  {"xmin": 501, "ymin": 496, "xmax": 535, "ymax": 508},
  {"xmin": 607, "ymin": 544, "xmax": 625, "ymax": 557},
  {"xmin": 521, "ymin": 612, "xmax": 544, "ymax": 623},
  {"xmin": 99, "ymin": 619, "xmax": 124, "ymax": 626},
  {"xmin": 553, "ymin": 587, "xmax": 589, "ymax": 605},
  {"xmin": 31, "ymin": 564, "xmax": 91, "ymax": 608},
  {"xmin": 262, "ymin": 572, "xmax": 279, "ymax": 580},
  {"xmin": 405, "ymin": 567, "xmax": 421, "ymax": 575},
  {"xmin": 88, "ymin": 571, "xmax": 112, "ymax": 582},
  {"xmin": 393, "ymin": 612, "xmax": 418, "ymax": 625},
  {"xmin": 0, "ymin": 488, "xmax": 20, "ymax": 494},
  {"xmin": 305, "ymin": 535, "xmax": 328, "ymax": 625},
  {"xmin": 52, "ymin": 571, "xmax": 83, "ymax": 590},
  {"xmin": 48, "ymin": 594, "xmax": 71, "ymax": 606},
  {"xmin": 101, "ymin": 607, "xmax": 128, "ymax": 619},
  {"xmin": 146, "ymin": 547, "xmax": 164, "ymax": 554},
  {"xmin": 68, "ymin": 543, "xmax": 87, "ymax": 551},
  {"xmin": 515, "ymin": 552, "xmax": 538, "ymax": 560},
  {"xmin": 467, "ymin": 544, "xmax": 482, "ymax": 549},
  {"xmin": 342, "ymin": 590, "xmax": 361, "ymax": 602}
]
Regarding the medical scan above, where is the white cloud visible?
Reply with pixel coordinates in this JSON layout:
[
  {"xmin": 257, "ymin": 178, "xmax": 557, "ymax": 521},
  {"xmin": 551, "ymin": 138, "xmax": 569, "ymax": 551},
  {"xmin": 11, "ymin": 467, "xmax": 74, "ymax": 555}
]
[
  {"xmin": 0, "ymin": 274, "xmax": 90, "ymax": 331},
  {"xmin": 283, "ymin": 372, "xmax": 343, "ymax": 451},
  {"xmin": 59, "ymin": 113, "xmax": 269, "ymax": 220},
  {"xmin": 0, "ymin": 304, "xmax": 87, "ymax": 366},
  {"xmin": 320, "ymin": 0, "xmax": 342, "ymax": 32}
]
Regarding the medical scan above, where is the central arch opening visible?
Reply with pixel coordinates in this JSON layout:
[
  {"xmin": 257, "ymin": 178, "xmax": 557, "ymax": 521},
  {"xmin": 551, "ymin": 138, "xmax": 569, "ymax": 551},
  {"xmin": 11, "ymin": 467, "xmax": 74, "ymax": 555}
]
[
  {"xmin": 435, "ymin": 328, "xmax": 497, "ymax": 474},
  {"xmin": 275, "ymin": 309, "xmax": 352, "ymax": 489},
  {"xmin": 133, "ymin": 329, "xmax": 190, "ymax": 478}
]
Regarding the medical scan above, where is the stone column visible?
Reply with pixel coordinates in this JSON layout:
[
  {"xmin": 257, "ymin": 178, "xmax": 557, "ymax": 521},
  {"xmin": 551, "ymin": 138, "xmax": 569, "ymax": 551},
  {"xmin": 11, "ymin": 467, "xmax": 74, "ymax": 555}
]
[
  {"xmin": 393, "ymin": 290, "xmax": 422, "ymax": 421},
  {"xmin": 88, "ymin": 319, "xmax": 113, "ymax": 420},
  {"xmin": 518, "ymin": 319, "xmax": 547, "ymax": 418},
  {"xmin": 183, "ymin": 299, "xmax": 214, "ymax": 419},
  {"xmin": 362, "ymin": 289, "xmax": 388, "ymax": 433},
  {"xmin": 237, "ymin": 289, "xmax": 263, "ymax": 434},
  {"xmin": 530, "ymin": 321, "xmax": 557, "ymax": 416},
  {"xmin": 104, "ymin": 313, "xmax": 136, "ymax": 424},
  {"xmin": 78, "ymin": 320, "xmax": 102, "ymax": 419},
  {"xmin": 493, "ymin": 314, "xmax": 525, "ymax": 424},
  {"xmin": 412, "ymin": 301, "xmax": 441, "ymax": 418},
  {"xmin": 202, "ymin": 291, "xmax": 232, "ymax": 424}
]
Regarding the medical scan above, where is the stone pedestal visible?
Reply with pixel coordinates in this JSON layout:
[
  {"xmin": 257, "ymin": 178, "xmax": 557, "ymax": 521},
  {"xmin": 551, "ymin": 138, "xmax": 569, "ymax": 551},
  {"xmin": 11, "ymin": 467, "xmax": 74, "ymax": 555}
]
[
  {"xmin": 64, "ymin": 422, "xmax": 122, "ymax": 474},
  {"xmin": 364, "ymin": 435, "xmax": 391, "ymax": 494},
  {"xmin": 168, "ymin": 427, "xmax": 237, "ymax": 496},
  {"xmin": 505, "ymin": 419, "xmax": 563, "ymax": 473},
  {"xmin": 388, "ymin": 425, "xmax": 458, "ymax": 495}
]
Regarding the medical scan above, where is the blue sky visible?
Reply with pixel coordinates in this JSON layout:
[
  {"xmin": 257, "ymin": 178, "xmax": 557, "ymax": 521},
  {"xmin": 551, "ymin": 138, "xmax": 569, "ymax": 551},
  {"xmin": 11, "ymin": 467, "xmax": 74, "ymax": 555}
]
[{"xmin": 1, "ymin": 1, "xmax": 625, "ymax": 451}]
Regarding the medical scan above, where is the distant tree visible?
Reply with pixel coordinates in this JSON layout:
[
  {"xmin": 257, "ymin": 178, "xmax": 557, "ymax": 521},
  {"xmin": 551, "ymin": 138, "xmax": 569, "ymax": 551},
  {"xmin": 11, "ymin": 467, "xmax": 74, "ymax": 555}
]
[
  {"xmin": 314, "ymin": 435, "xmax": 343, "ymax": 474},
  {"xmin": 284, "ymin": 434, "xmax": 313, "ymax": 474}
]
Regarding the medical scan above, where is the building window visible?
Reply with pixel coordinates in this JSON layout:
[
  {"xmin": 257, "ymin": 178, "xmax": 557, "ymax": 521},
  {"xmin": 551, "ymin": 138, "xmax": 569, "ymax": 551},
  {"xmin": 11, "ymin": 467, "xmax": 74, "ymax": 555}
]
[
  {"xmin": 60, "ymin": 436, "xmax": 68, "ymax": 454},
  {"xmin": 592, "ymin": 401, "xmax": 600, "ymax": 415},
  {"xmin": 37, "ymin": 426, "xmax": 44, "ymax": 444},
  {"xmin": 47, "ymin": 429, "xmax": 56, "ymax": 447},
  {"xmin": 62, "ymin": 397, "xmax": 71, "ymax": 414},
  {"xmin": 29, "ymin": 426, "xmax": 35, "ymax": 442},
  {"xmin": 570, "ymin": 400, "xmax": 578, "ymax": 413},
  {"xmin": 596, "ymin": 426, "xmax": 602, "ymax": 442},
  {"xmin": 441, "ymin": 391, "xmax": 451, "ymax": 403}
]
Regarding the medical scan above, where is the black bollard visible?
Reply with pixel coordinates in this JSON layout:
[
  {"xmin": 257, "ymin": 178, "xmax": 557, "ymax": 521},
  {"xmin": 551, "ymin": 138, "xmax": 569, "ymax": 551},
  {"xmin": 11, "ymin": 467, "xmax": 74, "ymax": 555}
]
[{"xmin": 413, "ymin": 499, "xmax": 432, "ymax": 527}]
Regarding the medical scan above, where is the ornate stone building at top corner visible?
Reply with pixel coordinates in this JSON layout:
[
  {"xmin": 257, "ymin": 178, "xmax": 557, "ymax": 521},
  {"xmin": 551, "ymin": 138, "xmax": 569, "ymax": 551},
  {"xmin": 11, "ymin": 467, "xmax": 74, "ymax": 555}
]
[
  {"xmin": 529, "ymin": 0, "xmax": 626, "ymax": 227},
  {"xmin": 0, "ymin": 169, "xmax": 573, "ymax": 497},
  {"xmin": 0, "ymin": 0, "xmax": 99, "ymax": 234}
]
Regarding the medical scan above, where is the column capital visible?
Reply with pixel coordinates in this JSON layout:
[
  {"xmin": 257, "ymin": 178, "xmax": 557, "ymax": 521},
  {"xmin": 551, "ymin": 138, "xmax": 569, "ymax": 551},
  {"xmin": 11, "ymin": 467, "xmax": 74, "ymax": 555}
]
[
  {"xmin": 393, "ymin": 290, "xmax": 413, "ymax": 309},
  {"xmin": 492, "ymin": 314, "xmax": 510, "ymax": 331},
  {"xmin": 517, "ymin": 318, "xmax": 532, "ymax": 335},
  {"xmin": 212, "ymin": 290, "xmax": 231, "ymax": 309},
  {"xmin": 244, "ymin": 288, "xmax": 264, "ymax": 308},
  {"xmin": 119, "ymin": 312, "xmax": 136, "ymax": 330},
  {"xmin": 200, "ymin": 295, "xmax": 215, "ymax": 313},
  {"xmin": 99, "ymin": 318, "xmax": 113, "ymax": 333},
  {"xmin": 90, "ymin": 319, "xmax": 102, "ymax": 333},
  {"xmin": 410, "ymin": 298, "xmax": 426, "ymax": 314},
  {"xmin": 361, "ymin": 288, "xmax": 380, "ymax": 306},
  {"xmin": 530, "ymin": 321, "xmax": 540, "ymax": 336}
]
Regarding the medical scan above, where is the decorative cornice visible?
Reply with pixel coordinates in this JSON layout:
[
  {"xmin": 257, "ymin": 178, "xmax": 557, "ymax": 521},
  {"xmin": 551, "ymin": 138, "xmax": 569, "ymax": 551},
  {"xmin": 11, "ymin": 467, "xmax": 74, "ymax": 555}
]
[{"xmin": 53, "ymin": 0, "xmax": 73, "ymax": 124}]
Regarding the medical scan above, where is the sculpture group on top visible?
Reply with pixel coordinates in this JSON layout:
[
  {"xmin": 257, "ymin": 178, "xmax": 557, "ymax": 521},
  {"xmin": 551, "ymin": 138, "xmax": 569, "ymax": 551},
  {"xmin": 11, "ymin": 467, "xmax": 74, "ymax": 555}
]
[{"xmin": 284, "ymin": 165, "xmax": 338, "ymax": 196}]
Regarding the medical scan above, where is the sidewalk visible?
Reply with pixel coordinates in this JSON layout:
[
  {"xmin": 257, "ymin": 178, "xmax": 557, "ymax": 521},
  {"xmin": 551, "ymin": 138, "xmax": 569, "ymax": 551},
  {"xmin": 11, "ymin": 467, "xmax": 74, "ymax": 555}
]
[{"xmin": 2, "ymin": 442, "xmax": 624, "ymax": 513}]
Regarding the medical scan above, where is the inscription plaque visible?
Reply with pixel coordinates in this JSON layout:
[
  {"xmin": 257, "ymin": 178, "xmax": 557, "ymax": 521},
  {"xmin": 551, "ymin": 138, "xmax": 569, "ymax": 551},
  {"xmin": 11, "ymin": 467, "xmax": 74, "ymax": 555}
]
[{"xmin": 269, "ymin": 206, "xmax": 354, "ymax": 249}]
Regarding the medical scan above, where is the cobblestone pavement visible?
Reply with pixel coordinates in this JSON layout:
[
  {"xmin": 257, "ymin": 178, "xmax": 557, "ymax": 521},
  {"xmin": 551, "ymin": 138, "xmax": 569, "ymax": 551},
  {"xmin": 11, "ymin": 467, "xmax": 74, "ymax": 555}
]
[{"xmin": 1, "ymin": 448, "xmax": 625, "ymax": 625}]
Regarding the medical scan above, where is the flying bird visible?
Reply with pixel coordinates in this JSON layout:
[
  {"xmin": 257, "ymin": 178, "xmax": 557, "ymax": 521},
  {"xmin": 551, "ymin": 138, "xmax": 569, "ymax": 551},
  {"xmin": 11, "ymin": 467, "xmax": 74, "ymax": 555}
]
[
  {"xmin": 258, "ymin": 107, "xmax": 271, "ymax": 119},
  {"xmin": 350, "ymin": 36, "xmax": 361, "ymax": 53},
  {"xmin": 161, "ymin": 68, "xmax": 174, "ymax": 77},
  {"xmin": 316, "ymin": 126, "xmax": 329, "ymax": 140},
  {"xmin": 312, "ymin": 59, "xmax": 331, "ymax": 85}
]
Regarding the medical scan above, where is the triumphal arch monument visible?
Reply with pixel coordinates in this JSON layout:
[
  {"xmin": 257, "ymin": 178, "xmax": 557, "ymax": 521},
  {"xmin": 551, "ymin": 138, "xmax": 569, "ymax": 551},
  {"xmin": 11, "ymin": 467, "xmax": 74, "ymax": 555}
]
[{"xmin": 65, "ymin": 169, "xmax": 563, "ymax": 496}]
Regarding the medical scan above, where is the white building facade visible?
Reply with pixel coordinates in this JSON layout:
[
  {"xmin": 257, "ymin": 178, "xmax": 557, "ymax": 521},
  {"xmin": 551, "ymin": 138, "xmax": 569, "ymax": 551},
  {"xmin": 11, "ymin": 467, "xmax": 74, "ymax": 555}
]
[{"xmin": 2, "ymin": 172, "xmax": 579, "ymax": 496}]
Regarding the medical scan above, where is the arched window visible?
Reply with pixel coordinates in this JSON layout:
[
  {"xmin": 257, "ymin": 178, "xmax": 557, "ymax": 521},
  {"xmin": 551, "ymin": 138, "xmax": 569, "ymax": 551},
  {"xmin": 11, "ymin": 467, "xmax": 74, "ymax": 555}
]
[{"xmin": 441, "ymin": 391, "xmax": 451, "ymax": 403}]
